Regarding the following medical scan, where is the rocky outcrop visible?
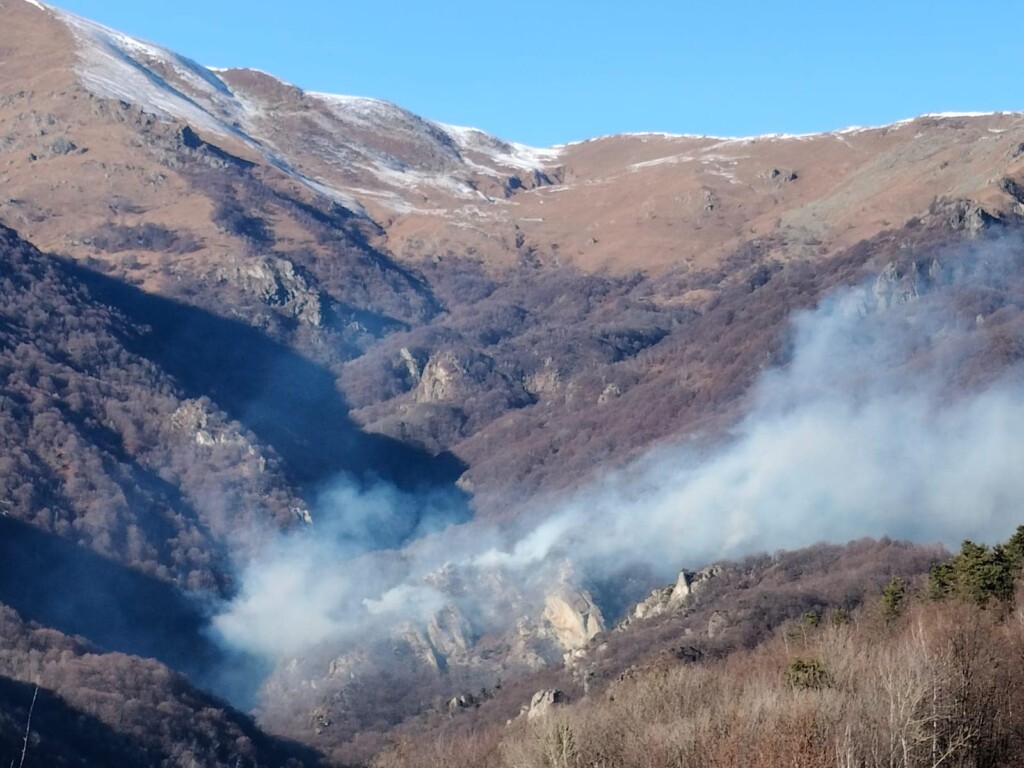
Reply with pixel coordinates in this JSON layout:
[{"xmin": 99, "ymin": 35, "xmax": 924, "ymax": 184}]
[
  {"xmin": 707, "ymin": 610, "xmax": 729, "ymax": 639},
  {"xmin": 46, "ymin": 136, "xmax": 77, "ymax": 156},
  {"xmin": 543, "ymin": 589, "xmax": 605, "ymax": 651},
  {"xmin": 415, "ymin": 350, "xmax": 466, "ymax": 403},
  {"xmin": 523, "ymin": 689, "xmax": 567, "ymax": 721},
  {"xmin": 627, "ymin": 565, "xmax": 721, "ymax": 624},
  {"xmin": 1000, "ymin": 176, "xmax": 1024, "ymax": 206},
  {"xmin": 447, "ymin": 693, "xmax": 477, "ymax": 715},
  {"xmin": 398, "ymin": 605, "xmax": 475, "ymax": 673},
  {"xmin": 762, "ymin": 167, "xmax": 798, "ymax": 183},
  {"xmin": 598, "ymin": 383, "xmax": 622, "ymax": 404},
  {"xmin": 426, "ymin": 606, "xmax": 473, "ymax": 659},
  {"xmin": 214, "ymin": 255, "xmax": 324, "ymax": 326},
  {"xmin": 504, "ymin": 169, "xmax": 556, "ymax": 197},
  {"xmin": 170, "ymin": 398, "xmax": 251, "ymax": 451},
  {"xmin": 934, "ymin": 199, "xmax": 1001, "ymax": 236},
  {"xmin": 871, "ymin": 259, "xmax": 941, "ymax": 311},
  {"xmin": 413, "ymin": 348, "xmax": 534, "ymax": 409},
  {"xmin": 524, "ymin": 358, "xmax": 562, "ymax": 397}
]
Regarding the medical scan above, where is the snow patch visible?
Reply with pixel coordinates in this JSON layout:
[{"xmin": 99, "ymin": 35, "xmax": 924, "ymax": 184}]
[
  {"xmin": 306, "ymin": 96, "xmax": 563, "ymax": 174},
  {"xmin": 40, "ymin": 9, "xmax": 374, "ymax": 216},
  {"xmin": 303, "ymin": 92, "xmax": 561, "ymax": 207},
  {"xmin": 559, "ymin": 111, "xmax": 1020, "ymax": 149},
  {"xmin": 438, "ymin": 122, "xmax": 562, "ymax": 171},
  {"xmin": 207, "ymin": 65, "xmax": 286, "ymax": 82},
  {"xmin": 50, "ymin": 5, "xmax": 243, "ymax": 137},
  {"xmin": 299, "ymin": 177, "xmax": 367, "ymax": 215},
  {"xmin": 309, "ymin": 92, "xmax": 422, "ymax": 131},
  {"xmin": 630, "ymin": 154, "xmax": 696, "ymax": 171}
]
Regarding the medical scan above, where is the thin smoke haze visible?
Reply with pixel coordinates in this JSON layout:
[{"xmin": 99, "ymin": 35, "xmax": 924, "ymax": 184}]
[{"xmin": 213, "ymin": 236, "xmax": 1024, "ymax": 662}]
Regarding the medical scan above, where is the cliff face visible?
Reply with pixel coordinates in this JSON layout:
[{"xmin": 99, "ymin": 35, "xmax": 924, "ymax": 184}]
[{"xmin": 254, "ymin": 558, "xmax": 611, "ymax": 751}]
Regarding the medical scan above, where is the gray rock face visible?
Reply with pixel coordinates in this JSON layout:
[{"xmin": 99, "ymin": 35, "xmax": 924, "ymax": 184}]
[
  {"xmin": 524, "ymin": 358, "xmax": 561, "ymax": 396},
  {"xmin": 309, "ymin": 561, "xmax": 606, "ymax": 726},
  {"xmin": 523, "ymin": 689, "xmax": 567, "ymax": 721},
  {"xmin": 946, "ymin": 200, "xmax": 999, "ymax": 235},
  {"xmin": 215, "ymin": 255, "xmax": 324, "ymax": 326},
  {"xmin": 47, "ymin": 136, "xmax": 77, "ymax": 156},
  {"xmin": 170, "ymin": 398, "xmax": 250, "ymax": 450},
  {"xmin": 598, "ymin": 383, "xmax": 622, "ymax": 403},
  {"xmin": 870, "ymin": 257, "xmax": 945, "ymax": 311},
  {"xmin": 762, "ymin": 167, "xmax": 798, "ymax": 183},
  {"xmin": 707, "ymin": 610, "xmax": 729, "ymax": 639},
  {"xmin": 542, "ymin": 588, "xmax": 605, "ymax": 651},
  {"xmin": 447, "ymin": 693, "xmax": 476, "ymax": 715},
  {"xmin": 628, "ymin": 565, "xmax": 721, "ymax": 623},
  {"xmin": 415, "ymin": 350, "xmax": 465, "ymax": 403},
  {"xmin": 398, "ymin": 605, "xmax": 475, "ymax": 673},
  {"xmin": 412, "ymin": 347, "xmax": 534, "ymax": 409}
]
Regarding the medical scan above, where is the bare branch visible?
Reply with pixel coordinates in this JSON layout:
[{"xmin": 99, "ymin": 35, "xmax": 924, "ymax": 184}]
[{"xmin": 17, "ymin": 685, "xmax": 37, "ymax": 768}]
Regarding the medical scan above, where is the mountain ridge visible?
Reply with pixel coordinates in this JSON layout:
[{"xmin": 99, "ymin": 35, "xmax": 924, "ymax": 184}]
[{"xmin": 10, "ymin": 0, "xmax": 1024, "ymax": 278}]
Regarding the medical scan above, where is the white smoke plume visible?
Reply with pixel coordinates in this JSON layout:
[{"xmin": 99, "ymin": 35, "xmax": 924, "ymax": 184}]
[{"xmin": 213, "ymin": 239, "xmax": 1024, "ymax": 660}]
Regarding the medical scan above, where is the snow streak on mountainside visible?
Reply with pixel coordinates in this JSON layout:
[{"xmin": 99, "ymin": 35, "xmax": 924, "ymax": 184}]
[
  {"xmin": 32, "ymin": 1, "xmax": 246, "ymax": 136},
  {"xmin": 10, "ymin": 1, "xmax": 558, "ymax": 218},
  {"xmin": 20, "ymin": 0, "xmax": 1021, "ymax": 233}
]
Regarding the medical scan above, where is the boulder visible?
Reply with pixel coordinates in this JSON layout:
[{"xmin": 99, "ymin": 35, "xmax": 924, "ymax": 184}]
[
  {"xmin": 447, "ymin": 693, "xmax": 476, "ymax": 715},
  {"xmin": 708, "ymin": 610, "xmax": 729, "ymax": 639}
]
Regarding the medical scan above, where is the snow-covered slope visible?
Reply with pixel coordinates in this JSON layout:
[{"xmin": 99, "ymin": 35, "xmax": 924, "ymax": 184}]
[
  {"xmin": 33, "ymin": 1, "xmax": 244, "ymax": 137},
  {"xmin": 21, "ymin": 0, "xmax": 562, "ymax": 213}
]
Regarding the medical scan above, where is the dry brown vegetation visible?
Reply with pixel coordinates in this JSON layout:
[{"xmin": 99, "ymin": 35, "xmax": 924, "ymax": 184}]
[
  {"xmin": 0, "ymin": 223, "xmax": 305, "ymax": 588},
  {"xmin": 0, "ymin": 604, "xmax": 323, "ymax": 768},
  {"xmin": 306, "ymin": 539, "xmax": 939, "ymax": 764},
  {"xmin": 372, "ymin": 576, "xmax": 1024, "ymax": 768}
]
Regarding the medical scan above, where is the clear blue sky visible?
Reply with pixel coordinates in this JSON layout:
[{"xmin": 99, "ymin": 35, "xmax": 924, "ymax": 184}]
[{"xmin": 53, "ymin": 0, "xmax": 1024, "ymax": 147}]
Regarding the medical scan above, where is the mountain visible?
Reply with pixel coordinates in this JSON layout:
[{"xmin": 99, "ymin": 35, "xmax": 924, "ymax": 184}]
[
  {"xmin": 5, "ymin": 0, "xmax": 1024, "ymax": 512},
  {"xmin": 2, "ymin": 0, "xmax": 1024, "ymax": 764}
]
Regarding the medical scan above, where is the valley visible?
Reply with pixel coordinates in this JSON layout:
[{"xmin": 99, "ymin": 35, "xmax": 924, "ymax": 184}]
[{"xmin": 1, "ymin": 1, "xmax": 1024, "ymax": 765}]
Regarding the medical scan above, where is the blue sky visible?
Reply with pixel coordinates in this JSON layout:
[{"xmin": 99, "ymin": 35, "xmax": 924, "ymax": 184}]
[{"xmin": 53, "ymin": 1, "xmax": 1024, "ymax": 147}]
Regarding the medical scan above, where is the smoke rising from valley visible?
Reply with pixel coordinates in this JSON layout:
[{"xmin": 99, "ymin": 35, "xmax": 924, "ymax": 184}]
[{"xmin": 213, "ymin": 238, "xmax": 1024, "ymax": 663}]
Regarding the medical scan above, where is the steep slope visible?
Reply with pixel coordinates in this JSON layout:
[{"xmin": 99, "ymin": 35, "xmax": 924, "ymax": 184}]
[
  {"xmin": 306, "ymin": 538, "xmax": 943, "ymax": 762},
  {"xmin": 371, "ymin": 536, "xmax": 1024, "ymax": 768},
  {"xmin": 247, "ymin": 217, "xmax": 1024, "ymax": 758},
  {"xmin": 0, "ymin": 218, "xmax": 474, "ymax": 721},
  {"xmin": 0, "ymin": 603, "xmax": 322, "ymax": 767},
  {"xmin": 0, "ymin": 223, "xmax": 298, "ymax": 589},
  {"xmin": 0, "ymin": 0, "xmax": 440, "ymax": 342}
]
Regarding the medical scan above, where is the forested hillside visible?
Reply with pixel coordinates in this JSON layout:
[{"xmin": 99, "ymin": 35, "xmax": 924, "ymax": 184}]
[{"xmin": 373, "ymin": 531, "xmax": 1024, "ymax": 768}]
